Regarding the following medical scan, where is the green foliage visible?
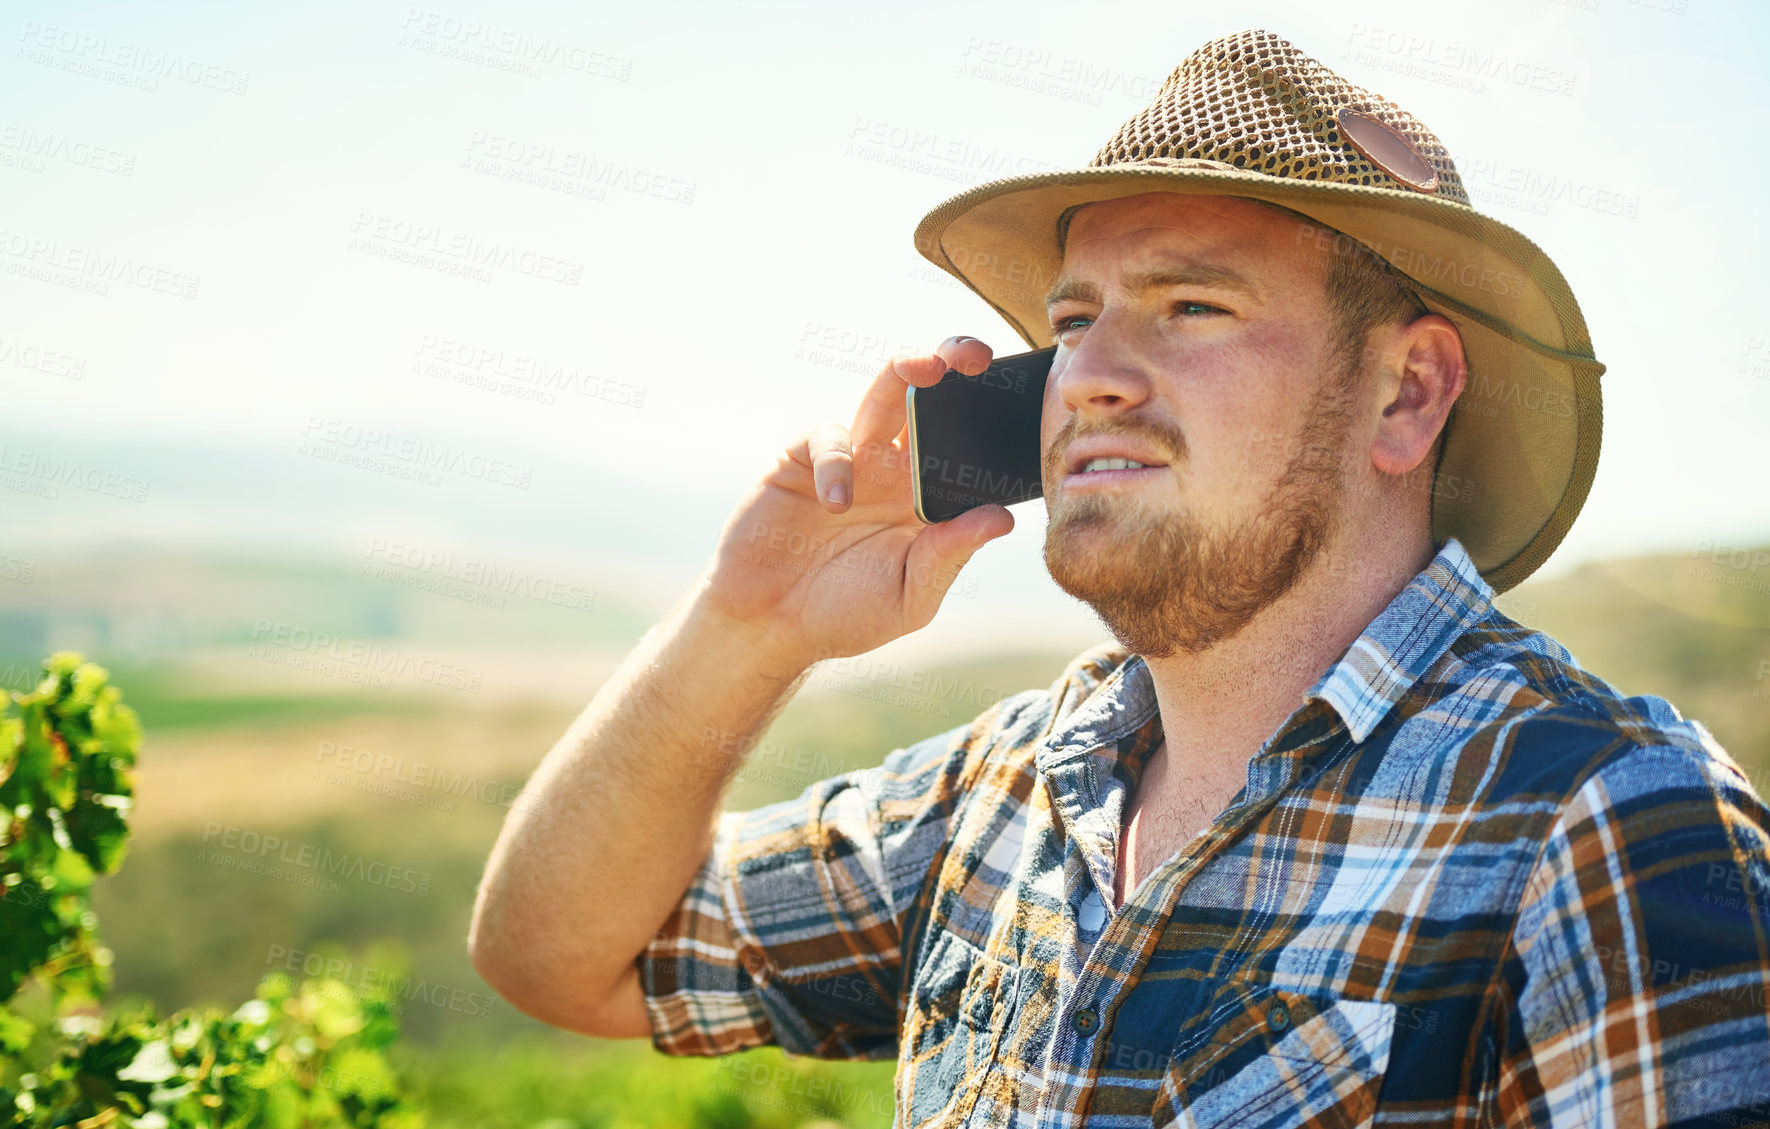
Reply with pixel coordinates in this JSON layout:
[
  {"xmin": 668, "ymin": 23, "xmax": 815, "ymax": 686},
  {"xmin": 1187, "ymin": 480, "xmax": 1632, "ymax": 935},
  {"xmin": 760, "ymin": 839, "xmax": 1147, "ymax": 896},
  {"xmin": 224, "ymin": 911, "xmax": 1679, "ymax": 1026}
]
[
  {"xmin": 0, "ymin": 654, "xmax": 424, "ymax": 1128},
  {"xmin": 0, "ymin": 652, "xmax": 138, "ymax": 1009},
  {"xmin": 4, "ymin": 972, "xmax": 422, "ymax": 1129}
]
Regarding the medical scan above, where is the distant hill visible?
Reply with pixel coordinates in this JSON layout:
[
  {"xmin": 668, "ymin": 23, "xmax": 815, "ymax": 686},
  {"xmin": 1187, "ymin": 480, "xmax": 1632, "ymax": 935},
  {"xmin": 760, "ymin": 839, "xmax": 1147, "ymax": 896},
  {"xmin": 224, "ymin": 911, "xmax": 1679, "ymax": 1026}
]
[{"xmin": 1492, "ymin": 545, "xmax": 1768, "ymax": 781}]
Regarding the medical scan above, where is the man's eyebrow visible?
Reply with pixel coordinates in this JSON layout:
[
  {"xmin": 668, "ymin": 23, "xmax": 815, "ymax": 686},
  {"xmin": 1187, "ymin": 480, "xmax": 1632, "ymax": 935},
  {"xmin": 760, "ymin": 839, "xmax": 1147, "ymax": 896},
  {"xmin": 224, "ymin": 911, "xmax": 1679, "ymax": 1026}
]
[{"xmin": 1043, "ymin": 264, "xmax": 1261, "ymax": 310}]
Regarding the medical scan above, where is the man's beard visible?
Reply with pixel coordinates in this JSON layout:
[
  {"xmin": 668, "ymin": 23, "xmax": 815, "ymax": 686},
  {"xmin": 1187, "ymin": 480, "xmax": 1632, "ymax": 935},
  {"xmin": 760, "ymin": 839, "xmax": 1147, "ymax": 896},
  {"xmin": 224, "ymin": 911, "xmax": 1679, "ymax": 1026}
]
[{"xmin": 1042, "ymin": 369, "xmax": 1356, "ymax": 658}]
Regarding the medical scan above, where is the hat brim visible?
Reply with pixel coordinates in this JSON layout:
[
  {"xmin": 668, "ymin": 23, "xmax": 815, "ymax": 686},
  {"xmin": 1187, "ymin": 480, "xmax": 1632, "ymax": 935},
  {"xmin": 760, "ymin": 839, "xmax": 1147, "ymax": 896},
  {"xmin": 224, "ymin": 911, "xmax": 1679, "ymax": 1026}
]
[{"xmin": 912, "ymin": 163, "xmax": 1604, "ymax": 594}]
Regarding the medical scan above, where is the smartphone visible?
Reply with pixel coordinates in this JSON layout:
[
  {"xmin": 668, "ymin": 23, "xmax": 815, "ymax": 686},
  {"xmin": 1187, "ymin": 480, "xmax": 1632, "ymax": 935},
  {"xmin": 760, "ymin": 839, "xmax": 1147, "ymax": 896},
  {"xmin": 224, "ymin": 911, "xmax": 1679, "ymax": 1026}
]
[{"xmin": 906, "ymin": 345, "xmax": 1055, "ymax": 524}]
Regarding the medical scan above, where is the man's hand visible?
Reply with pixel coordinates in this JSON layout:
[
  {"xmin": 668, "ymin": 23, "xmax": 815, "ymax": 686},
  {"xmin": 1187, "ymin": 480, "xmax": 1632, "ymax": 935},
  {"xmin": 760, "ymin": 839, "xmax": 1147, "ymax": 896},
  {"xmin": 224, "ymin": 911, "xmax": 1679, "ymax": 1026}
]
[
  {"xmin": 469, "ymin": 335, "xmax": 1015, "ymax": 1040},
  {"xmin": 700, "ymin": 335, "xmax": 1016, "ymax": 667}
]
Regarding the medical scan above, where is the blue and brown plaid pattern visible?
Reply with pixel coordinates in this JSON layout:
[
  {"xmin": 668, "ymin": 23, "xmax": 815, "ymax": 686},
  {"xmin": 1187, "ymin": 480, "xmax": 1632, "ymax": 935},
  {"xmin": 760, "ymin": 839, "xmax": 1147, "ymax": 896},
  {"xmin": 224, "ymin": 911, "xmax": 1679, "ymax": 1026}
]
[{"xmin": 642, "ymin": 538, "xmax": 1770, "ymax": 1126}]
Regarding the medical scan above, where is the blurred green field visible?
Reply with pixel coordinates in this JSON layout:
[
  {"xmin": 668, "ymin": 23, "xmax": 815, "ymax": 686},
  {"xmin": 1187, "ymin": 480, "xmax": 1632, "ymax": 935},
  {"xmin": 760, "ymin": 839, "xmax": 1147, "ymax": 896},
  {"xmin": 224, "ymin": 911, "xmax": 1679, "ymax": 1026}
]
[
  {"xmin": 7, "ymin": 543, "xmax": 1768, "ymax": 1126},
  {"xmin": 400, "ymin": 1040, "xmax": 895, "ymax": 1129}
]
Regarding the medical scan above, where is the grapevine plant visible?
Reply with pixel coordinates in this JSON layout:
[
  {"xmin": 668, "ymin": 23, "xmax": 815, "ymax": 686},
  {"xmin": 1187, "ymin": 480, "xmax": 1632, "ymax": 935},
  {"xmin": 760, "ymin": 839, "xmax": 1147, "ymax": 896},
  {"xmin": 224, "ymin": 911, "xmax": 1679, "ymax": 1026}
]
[{"xmin": 0, "ymin": 653, "xmax": 423, "ymax": 1127}]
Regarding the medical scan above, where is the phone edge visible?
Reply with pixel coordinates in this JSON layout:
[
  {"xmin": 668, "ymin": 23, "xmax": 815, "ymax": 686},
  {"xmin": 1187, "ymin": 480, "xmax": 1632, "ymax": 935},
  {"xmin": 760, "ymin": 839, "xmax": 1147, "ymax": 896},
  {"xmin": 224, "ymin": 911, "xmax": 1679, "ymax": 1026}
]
[{"xmin": 906, "ymin": 383, "xmax": 936, "ymax": 525}]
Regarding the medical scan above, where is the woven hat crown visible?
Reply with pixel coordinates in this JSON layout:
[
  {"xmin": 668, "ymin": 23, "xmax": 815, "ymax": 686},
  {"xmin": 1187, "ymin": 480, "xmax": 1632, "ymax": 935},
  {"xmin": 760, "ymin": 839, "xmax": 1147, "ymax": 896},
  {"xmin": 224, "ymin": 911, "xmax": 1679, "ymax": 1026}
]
[{"xmin": 1089, "ymin": 30, "xmax": 1469, "ymax": 205}]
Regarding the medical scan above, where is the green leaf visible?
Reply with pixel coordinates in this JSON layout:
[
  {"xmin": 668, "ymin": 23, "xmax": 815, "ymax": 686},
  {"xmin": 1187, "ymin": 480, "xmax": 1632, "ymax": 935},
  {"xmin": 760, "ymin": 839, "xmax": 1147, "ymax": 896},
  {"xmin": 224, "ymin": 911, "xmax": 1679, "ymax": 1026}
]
[
  {"xmin": 0, "ymin": 1004, "xmax": 34, "ymax": 1052},
  {"xmin": 116, "ymin": 1038, "xmax": 178, "ymax": 1084}
]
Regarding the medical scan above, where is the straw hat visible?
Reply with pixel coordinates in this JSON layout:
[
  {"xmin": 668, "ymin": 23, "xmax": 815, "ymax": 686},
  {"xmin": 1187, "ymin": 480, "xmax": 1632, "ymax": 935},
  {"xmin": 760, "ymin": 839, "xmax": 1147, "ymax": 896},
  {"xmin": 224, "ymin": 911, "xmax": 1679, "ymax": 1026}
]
[{"xmin": 912, "ymin": 28, "xmax": 1603, "ymax": 593}]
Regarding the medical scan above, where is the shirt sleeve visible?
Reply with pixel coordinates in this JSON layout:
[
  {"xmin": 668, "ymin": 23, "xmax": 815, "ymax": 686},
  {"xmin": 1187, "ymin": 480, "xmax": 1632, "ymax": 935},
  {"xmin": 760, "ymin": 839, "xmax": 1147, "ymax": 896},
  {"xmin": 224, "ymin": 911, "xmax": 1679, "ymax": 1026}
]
[
  {"xmin": 1498, "ymin": 736, "xmax": 1770, "ymax": 1126},
  {"xmin": 638, "ymin": 689, "xmax": 1044, "ymax": 1061}
]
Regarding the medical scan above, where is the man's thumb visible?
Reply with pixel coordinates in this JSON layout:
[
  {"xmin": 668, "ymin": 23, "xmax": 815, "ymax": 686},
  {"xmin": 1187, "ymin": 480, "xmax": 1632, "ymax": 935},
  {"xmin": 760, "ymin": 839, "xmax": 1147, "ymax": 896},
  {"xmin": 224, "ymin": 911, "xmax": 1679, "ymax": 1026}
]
[{"xmin": 906, "ymin": 504, "xmax": 1014, "ymax": 600}]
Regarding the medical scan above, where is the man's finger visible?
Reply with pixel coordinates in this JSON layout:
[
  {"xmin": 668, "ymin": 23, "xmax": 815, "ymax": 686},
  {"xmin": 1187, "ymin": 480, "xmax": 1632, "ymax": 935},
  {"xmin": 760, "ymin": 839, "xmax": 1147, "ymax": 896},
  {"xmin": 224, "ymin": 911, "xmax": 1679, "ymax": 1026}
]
[
  {"xmin": 849, "ymin": 354, "xmax": 940, "ymax": 453},
  {"xmin": 901, "ymin": 503, "xmax": 1014, "ymax": 619},
  {"xmin": 851, "ymin": 336, "xmax": 993, "ymax": 451},
  {"xmin": 934, "ymin": 335, "xmax": 994, "ymax": 380},
  {"xmin": 807, "ymin": 423, "xmax": 855, "ymax": 511}
]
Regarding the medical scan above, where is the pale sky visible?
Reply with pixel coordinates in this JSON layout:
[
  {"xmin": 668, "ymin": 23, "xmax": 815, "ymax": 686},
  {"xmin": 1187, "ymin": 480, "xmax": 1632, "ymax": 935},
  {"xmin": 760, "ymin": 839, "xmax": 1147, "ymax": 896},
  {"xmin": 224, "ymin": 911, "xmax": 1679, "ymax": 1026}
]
[{"xmin": 3, "ymin": 0, "xmax": 1766, "ymax": 653}]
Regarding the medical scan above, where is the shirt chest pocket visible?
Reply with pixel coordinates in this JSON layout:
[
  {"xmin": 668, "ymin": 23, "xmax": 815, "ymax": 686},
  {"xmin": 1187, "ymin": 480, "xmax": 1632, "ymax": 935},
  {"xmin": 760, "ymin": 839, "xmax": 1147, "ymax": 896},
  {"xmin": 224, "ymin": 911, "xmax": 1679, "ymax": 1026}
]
[
  {"xmin": 1153, "ymin": 985, "xmax": 1397, "ymax": 1129},
  {"xmin": 900, "ymin": 931, "xmax": 1022, "ymax": 1128}
]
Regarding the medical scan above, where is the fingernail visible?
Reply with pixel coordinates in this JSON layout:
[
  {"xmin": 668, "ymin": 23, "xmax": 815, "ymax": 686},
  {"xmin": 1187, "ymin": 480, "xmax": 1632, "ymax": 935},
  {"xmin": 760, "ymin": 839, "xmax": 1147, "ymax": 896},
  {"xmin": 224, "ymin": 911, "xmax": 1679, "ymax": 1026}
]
[{"xmin": 827, "ymin": 481, "xmax": 849, "ymax": 506}]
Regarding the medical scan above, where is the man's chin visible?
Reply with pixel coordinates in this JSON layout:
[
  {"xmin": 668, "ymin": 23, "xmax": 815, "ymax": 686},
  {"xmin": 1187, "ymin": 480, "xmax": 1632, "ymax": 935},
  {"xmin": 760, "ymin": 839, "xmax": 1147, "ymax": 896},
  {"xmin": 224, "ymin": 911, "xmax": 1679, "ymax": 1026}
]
[
  {"xmin": 1042, "ymin": 515, "xmax": 1185, "ymax": 607},
  {"xmin": 1044, "ymin": 494, "xmax": 1161, "ymax": 544},
  {"xmin": 1040, "ymin": 499, "xmax": 1329, "ymax": 658}
]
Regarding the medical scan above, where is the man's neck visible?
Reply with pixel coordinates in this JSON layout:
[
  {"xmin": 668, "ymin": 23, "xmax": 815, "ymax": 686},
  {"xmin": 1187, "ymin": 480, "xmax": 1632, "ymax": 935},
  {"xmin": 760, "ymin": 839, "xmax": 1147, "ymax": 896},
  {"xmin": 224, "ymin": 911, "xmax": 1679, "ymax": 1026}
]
[{"xmin": 1139, "ymin": 528, "xmax": 1436, "ymax": 785}]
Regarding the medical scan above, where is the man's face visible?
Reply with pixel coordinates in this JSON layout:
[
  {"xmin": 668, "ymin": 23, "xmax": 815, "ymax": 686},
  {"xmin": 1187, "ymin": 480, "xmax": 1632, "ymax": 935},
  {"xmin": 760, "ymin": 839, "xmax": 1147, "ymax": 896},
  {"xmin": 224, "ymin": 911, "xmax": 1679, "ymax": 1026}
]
[{"xmin": 1039, "ymin": 192, "xmax": 1361, "ymax": 657}]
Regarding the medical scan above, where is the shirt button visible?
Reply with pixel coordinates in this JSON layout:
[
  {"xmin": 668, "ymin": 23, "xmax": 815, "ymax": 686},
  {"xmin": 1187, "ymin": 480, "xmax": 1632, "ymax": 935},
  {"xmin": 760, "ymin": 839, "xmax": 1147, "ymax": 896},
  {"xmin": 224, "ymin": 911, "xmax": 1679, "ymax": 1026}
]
[
  {"xmin": 1071, "ymin": 1007, "xmax": 1099, "ymax": 1036},
  {"xmin": 1266, "ymin": 1002, "xmax": 1291, "ymax": 1032}
]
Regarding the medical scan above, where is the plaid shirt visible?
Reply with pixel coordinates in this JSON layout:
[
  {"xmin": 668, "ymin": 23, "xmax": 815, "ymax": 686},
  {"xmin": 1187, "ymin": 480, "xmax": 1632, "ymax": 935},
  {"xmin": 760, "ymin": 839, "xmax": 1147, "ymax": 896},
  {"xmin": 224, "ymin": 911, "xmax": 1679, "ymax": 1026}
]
[{"xmin": 641, "ymin": 538, "xmax": 1770, "ymax": 1127}]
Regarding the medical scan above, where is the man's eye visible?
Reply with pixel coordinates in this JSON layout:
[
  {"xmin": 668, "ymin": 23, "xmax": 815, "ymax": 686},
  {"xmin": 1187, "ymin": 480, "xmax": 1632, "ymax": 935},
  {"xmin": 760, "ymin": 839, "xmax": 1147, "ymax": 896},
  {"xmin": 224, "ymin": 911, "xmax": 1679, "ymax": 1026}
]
[
  {"xmin": 1051, "ymin": 302, "xmax": 1228, "ymax": 336},
  {"xmin": 1174, "ymin": 301, "xmax": 1227, "ymax": 317}
]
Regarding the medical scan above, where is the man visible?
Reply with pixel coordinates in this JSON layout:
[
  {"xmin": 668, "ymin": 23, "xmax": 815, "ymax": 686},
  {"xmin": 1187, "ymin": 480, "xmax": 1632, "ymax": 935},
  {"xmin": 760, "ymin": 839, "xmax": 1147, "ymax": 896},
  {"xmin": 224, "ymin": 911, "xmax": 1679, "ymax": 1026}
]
[{"xmin": 470, "ymin": 29, "xmax": 1770, "ymax": 1127}]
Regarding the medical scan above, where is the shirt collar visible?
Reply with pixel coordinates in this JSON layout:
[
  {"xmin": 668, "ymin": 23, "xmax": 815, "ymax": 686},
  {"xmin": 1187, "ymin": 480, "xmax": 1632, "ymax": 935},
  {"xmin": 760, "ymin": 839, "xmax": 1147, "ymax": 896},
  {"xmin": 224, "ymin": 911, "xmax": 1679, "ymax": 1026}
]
[{"xmin": 1305, "ymin": 537, "xmax": 1494, "ymax": 743}]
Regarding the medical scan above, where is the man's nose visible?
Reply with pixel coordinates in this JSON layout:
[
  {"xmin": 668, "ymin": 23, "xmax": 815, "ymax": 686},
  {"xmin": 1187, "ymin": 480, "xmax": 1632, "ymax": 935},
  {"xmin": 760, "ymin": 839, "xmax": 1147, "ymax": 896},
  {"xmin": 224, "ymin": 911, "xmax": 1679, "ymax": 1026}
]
[{"xmin": 1051, "ymin": 330, "xmax": 1152, "ymax": 415}]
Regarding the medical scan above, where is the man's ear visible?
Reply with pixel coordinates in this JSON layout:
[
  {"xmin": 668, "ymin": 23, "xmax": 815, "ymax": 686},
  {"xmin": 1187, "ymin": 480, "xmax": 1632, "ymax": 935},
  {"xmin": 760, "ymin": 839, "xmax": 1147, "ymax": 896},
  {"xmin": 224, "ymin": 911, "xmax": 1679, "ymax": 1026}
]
[{"xmin": 1370, "ymin": 314, "xmax": 1466, "ymax": 476}]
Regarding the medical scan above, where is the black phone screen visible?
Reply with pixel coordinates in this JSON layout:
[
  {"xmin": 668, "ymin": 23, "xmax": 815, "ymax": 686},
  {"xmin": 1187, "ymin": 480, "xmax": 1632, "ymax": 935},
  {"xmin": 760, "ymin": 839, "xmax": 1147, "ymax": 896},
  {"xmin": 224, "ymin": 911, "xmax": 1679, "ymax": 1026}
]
[{"xmin": 907, "ymin": 345, "xmax": 1054, "ymax": 524}]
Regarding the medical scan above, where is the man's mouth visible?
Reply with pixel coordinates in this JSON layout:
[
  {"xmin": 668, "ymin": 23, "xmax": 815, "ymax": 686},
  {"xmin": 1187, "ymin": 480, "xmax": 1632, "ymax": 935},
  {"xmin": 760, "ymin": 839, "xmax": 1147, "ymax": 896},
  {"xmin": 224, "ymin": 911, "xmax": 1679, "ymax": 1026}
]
[
  {"xmin": 1059, "ymin": 439, "xmax": 1173, "ymax": 490},
  {"xmin": 1077, "ymin": 457, "xmax": 1152, "ymax": 473},
  {"xmin": 1059, "ymin": 461, "xmax": 1170, "ymax": 498},
  {"xmin": 1061, "ymin": 433, "xmax": 1173, "ymax": 474}
]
